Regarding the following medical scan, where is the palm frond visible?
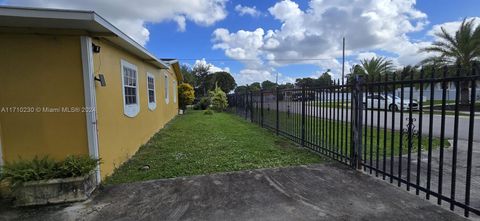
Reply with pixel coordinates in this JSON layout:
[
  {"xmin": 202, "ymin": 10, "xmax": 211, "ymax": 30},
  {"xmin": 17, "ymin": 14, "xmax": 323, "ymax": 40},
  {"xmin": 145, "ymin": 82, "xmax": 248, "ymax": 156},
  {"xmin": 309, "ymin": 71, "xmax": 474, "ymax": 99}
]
[{"xmin": 421, "ymin": 18, "xmax": 480, "ymax": 66}]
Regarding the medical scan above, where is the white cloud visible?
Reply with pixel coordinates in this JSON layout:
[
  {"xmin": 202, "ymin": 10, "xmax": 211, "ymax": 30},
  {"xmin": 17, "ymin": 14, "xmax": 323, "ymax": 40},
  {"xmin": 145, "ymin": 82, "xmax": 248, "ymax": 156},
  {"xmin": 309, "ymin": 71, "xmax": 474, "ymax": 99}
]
[
  {"xmin": 212, "ymin": 27, "xmax": 265, "ymax": 69},
  {"xmin": 233, "ymin": 68, "xmax": 294, "ymax": 86},
  {"xmin": 193, "ymin": 58, "xmax": 230, "ymax": 73},
  {"xmin": 428, "ymin": 17, "xmax": 480, "ymax": 39},
  {"xmin": 234, "ymin": 4, "xmax": 260, "ymax": 17},
  {"xmin": 357, "ymin": 52, "xmax": 378, "ymax": 61},
  {"xmin": 213, "ymin": 0, "xmax": 432, "ymax": 84},
  {"xmin": 5, "ymin": 0, "xmax": 228, "ymax": 46},
  {"xmin": 236, "ymin": 69, "xmax": 273, "ymax": 84}
]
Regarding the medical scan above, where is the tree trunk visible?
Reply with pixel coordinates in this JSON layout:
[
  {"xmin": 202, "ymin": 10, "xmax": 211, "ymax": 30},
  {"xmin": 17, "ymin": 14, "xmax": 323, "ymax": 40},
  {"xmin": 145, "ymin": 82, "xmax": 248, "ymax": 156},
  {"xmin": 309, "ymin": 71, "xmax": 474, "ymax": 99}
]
[{"xmin": 460, "ymin": 80, "xmax": 470, "ymax": 105}]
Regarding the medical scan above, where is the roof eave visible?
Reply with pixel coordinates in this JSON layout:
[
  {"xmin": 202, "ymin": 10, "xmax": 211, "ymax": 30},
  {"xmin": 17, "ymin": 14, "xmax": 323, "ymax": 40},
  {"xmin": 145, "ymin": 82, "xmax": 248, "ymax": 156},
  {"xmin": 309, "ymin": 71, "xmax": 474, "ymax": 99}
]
[
  {"xmin": 0, "ymin": 6, "xmax": 169, "ymax": 69},
  {"xmin": 91, "ymin": 13, "xmax": 169, "ymax": 69}
]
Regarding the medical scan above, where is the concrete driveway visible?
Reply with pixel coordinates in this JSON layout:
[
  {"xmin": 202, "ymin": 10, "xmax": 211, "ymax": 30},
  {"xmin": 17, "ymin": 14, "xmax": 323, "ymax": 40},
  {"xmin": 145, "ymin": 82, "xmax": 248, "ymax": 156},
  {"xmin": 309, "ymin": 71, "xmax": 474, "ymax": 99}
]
[
  {"xmin": 381, "ymin": 140, "xmax": 480, "ymax": 216},
  {"xmin": 0, "ymin": 163, "xmax": 466, "ymax": 221}
]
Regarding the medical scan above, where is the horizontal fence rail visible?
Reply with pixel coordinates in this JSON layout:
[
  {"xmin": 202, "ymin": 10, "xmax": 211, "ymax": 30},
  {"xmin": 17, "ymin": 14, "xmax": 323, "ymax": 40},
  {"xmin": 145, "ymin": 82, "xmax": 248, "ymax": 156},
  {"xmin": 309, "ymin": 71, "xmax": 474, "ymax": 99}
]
[{"xmin": 228, "ymin": 65, "xmax": 480, "ymax": 217}]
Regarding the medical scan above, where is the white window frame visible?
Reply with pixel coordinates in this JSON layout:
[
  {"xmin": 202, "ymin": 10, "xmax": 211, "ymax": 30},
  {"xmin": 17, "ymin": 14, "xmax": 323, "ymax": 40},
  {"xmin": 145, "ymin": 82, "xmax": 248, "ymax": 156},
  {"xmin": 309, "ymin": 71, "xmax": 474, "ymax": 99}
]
[
  {"xmin": 173, "ymin": 80, "xmax": 177, "ymax": 103},
  {"xmin": 121, "ymin": 59, "xmax": 140, "ymax": 117},
  {"xmin": 147, "ymin": 72, "xmax": 156, "ymax": 110},
  {"xmin": 164, "ymin": 73, "xmax": 169, "ymax": 104}
]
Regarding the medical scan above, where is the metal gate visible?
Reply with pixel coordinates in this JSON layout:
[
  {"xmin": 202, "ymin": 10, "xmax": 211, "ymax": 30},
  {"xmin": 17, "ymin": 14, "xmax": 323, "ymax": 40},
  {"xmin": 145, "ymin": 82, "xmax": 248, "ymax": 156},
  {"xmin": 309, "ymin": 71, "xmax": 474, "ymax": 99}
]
[{"xmin": 228, "ymin": 65, "xmax": 480, "ymax": 217}]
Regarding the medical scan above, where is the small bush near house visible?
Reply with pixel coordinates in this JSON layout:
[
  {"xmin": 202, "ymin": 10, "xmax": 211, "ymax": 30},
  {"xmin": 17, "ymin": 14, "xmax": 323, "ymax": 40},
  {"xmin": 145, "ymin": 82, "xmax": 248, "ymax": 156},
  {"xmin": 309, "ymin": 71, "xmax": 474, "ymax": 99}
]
[
  {"xmin": 57, "ymin": 155, "xmax": 99, "ymax": 178},
  {"xmin": 178, "ymin": 83, "xmax": 195, "ymax": 110},
  {"xmin": 193, "ymin": 97, "xmax": 211, "ymax": 110},
  {"xmin": 209, "ymin": 84, "xmax": 228, "ymax": 112},
  {"xmin": 0, "ymin": 155, "xmax": 100, "ymax": 185},
  {"xmin": 204, "ymin": 109, "xmax": 214, "ymax": 115}
]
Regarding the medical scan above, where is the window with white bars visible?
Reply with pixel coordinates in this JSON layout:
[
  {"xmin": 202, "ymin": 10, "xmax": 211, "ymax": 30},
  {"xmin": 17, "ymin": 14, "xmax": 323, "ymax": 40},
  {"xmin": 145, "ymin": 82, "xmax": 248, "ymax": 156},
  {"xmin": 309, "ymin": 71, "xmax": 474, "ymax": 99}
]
[
  {"xmin": 121, "ymin": 60, "xmax": 139, "ymax": 117},
  {"xmin": 147, "ymin": 73, "xmax": 156, "ymax": 110}
]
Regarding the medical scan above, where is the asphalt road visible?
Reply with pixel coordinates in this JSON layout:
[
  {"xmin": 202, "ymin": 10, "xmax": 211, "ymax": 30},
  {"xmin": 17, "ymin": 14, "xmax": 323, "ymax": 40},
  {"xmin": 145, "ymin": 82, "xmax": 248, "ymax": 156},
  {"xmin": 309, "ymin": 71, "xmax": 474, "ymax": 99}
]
[{"xmin": 257, "ymin": 101, "xmax": 480, "ymax": 142}]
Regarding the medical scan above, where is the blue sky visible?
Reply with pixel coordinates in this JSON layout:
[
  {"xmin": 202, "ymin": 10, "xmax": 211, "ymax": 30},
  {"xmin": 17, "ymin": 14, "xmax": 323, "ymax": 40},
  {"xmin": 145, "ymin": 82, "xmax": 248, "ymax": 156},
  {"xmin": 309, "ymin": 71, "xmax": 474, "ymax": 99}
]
[{"xmin": 3, "ymin": 0, "xmax": 480, "ymax": 85}]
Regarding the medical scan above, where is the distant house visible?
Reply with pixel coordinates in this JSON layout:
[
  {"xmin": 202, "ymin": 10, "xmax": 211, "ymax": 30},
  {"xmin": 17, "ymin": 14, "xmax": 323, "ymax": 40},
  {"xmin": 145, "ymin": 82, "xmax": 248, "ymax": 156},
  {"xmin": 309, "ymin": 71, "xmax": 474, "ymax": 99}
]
[
  {"xmin": 0, "ymin": 7, "xmax": 183, "ymax": 182},
  {"xmin": 397, "ymin": 81, "xmax": 480, "ymax": 101}
]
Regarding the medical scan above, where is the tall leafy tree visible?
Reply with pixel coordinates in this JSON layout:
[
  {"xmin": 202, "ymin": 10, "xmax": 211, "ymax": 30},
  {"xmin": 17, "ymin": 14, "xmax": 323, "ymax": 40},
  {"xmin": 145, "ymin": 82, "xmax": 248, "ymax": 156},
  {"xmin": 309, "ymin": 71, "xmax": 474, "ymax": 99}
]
[
  {"xmin": 261, "ymin": 80, "xmax": 277, "ymax": 90},
  {"xmin": 249, "ymin": 82, "xmax": 261, "ymax": 91},
  {"xmin": 210, "ymin": 71, "xmax": 237, "ymax": 93},
  {"xmin": 420, "ymin": 18, "xmax": 480, "ymax": 104},
  {"xmin": 192, "ymin": 62, "xmax": 211, "ymax": 97},
  {"xmin": 316, "ymin": 72, "xmax": 333, "ymax": 87},
  {"xmin": 278, "ymin": 83, "xmax": 294, "ymax": 90},
  {"xmin": 180, "ymin": 64, "xmax": 195, "ymax": 86},
  {"xmin": 295, "ymin": 77, "xmax": 316, "ymax": 87},
  {"xmin": 234, "ymin": 85, "xmax": 248, "ymax": 93}
]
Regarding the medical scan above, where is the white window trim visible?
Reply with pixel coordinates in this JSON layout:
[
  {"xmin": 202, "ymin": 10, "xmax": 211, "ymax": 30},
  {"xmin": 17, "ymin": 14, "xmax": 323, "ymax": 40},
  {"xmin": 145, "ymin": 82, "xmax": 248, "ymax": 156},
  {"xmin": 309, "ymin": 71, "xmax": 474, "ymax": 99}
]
[
  {"xmin": 147, "ymin": 72, "xmax": 156, "ymax": 111},
  {"xmin": 164, "ymin": 73, "xmax": 169, "ymax": 104},
  {"xmin": 121, "ymin": 59, "xmax": 140, "ymax": 117},
  {"xmin": 173, "ymin": 80, "xmax": 177, "ymax": 103}
]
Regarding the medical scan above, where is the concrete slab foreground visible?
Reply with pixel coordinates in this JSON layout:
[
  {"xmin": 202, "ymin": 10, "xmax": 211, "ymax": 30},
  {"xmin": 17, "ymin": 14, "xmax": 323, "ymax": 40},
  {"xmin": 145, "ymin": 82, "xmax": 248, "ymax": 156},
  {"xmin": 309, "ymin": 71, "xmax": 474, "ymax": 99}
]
[{"xmin": 0, "ymin": 163, "xmax": 467, "ymax": 221}]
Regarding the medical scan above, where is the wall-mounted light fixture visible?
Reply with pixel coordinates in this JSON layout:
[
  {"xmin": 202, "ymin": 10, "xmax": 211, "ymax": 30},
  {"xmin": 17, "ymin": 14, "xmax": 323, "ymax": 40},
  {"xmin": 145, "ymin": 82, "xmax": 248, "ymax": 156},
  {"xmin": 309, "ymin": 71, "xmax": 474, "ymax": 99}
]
[
  {"xmin": 94, "ymin": 74, "xmax": 106, "ymax": 87},
  {"xmin": 92, "ymin": 43, "xmax": 101, "ymax": 53}
]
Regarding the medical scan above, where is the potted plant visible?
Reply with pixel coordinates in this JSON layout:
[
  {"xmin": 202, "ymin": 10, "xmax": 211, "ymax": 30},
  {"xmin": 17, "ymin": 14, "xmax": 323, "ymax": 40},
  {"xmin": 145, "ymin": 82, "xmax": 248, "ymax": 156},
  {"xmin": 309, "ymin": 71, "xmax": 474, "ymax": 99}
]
[{"xmin": 0, "ymin": 155, "xmax": 100, "ymax": 206}]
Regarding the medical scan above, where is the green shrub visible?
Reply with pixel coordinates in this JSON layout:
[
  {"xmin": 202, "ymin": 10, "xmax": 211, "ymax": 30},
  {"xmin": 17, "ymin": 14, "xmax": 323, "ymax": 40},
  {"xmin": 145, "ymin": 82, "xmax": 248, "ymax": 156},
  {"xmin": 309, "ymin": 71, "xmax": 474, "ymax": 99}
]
[
  {"xmin": 178, "ymin": 83, "xmax": 195, "ymax": 110},
  {"xmin": 1, "ymin": 155, "xmax": 100, "ymax": 185},
  {"xmin": 194, "ymin": 97, "xmax": 211, "ymax": 110},
  {"xmin": 209, "ymin": 83, "xmax": 228, "ymax": 112},
  {"xmin": 204, "ymin": 109, "xmax": 214, "ymax": 115},
  {"xmin": 57, "ymin": 155, "xmax": 100, "ymax": 178},
  {"xmin": 1, "ymin": 156, "xmax": 58, "ymax": 185}
]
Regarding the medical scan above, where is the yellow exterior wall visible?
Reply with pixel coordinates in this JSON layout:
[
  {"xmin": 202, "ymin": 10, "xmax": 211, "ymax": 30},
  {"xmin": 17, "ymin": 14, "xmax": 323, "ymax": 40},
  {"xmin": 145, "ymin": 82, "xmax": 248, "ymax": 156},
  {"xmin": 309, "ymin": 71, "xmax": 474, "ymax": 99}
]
[
  {"xmin": 92, "ymin": 39, "xmax": 178, "ymax": 178},
  {"xmin": 0, "ymin": 34, "xmax": 89, "ymax": 162}
]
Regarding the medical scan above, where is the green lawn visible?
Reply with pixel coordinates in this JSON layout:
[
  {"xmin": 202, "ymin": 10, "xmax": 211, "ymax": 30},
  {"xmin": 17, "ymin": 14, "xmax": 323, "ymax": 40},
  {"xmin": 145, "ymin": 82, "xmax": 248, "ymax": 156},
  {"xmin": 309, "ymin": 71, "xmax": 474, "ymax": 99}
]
[{"xmin": 103, "ymin": 111, "xmax": 324, "ymax": 185}]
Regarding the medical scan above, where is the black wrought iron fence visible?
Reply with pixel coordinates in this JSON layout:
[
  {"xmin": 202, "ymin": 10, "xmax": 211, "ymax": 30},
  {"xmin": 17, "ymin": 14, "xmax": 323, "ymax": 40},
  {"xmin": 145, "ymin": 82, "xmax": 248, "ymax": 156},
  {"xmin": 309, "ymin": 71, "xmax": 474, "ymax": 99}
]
[{"xmin": 228, "ymin": 65, "xmax": 480, "ymax": 217}]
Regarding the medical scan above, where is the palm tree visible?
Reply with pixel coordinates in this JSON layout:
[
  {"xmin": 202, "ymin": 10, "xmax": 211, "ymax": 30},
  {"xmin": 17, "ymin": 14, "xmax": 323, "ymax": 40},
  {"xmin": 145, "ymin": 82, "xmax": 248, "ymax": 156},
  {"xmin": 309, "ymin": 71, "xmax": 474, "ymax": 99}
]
[
  {"xmin": 420, "ymin": 18, "xmax": 480, "ymax": 104},
  {"xmin": 359, "ymin": 57, "xmax": 394, "ymax": 80}
]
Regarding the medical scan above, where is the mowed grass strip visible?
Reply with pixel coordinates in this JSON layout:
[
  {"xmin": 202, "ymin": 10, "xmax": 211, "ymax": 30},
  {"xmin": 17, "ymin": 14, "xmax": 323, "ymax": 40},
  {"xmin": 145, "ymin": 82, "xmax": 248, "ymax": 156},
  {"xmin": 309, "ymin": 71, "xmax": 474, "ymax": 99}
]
[
  {"xmin": 104, "ymin": 110, "xmax": 324, "ymax": 185},
  {"xmin": 259, "ymin": 109, "xmax": 446, "ymax": 158}
]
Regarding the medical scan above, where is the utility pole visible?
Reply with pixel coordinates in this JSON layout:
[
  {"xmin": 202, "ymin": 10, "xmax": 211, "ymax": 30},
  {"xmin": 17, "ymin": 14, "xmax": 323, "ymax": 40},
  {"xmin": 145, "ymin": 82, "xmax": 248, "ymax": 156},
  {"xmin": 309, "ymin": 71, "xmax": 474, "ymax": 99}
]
[
  {"xmin": 275, "ymin": 72, "xmax": 279, "ymax": 85},
  {"xmin": 342, "ymin": 37, "xmax": 345, "ymax": 85}
]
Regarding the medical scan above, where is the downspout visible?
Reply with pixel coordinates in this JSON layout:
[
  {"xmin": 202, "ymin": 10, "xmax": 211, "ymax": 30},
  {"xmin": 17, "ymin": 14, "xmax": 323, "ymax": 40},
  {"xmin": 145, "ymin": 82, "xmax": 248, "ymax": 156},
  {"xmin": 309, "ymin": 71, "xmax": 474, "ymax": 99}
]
[{"xmin": 80, "ymin": 36, "xmax": 101, "ymax": 184}]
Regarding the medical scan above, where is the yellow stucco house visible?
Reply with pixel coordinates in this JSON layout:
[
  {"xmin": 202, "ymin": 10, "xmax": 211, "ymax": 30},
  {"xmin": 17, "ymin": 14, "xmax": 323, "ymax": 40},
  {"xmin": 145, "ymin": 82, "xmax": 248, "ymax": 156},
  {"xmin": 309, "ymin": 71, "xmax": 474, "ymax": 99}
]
[{"xmin": 0, "ymin": 7, "xmax": 183, "ymax": 181}]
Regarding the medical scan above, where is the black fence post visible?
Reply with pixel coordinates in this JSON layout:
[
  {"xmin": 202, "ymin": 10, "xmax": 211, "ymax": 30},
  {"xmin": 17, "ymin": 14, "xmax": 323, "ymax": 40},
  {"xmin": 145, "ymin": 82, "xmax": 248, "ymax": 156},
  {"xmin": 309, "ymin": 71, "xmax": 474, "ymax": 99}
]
[
  {"xmin": 245, "ymin": 86, "xmax": 248, "ymax": 120},
  {"xmin": 301, "ymin": 86, "xmax": 306, "ymax": 147},
  {"xmin": 260, "ymin": 91, "xmax": 264, "ymax": 127},
  {"xmin": 465, "ymin": 64, "xmax": 478, "ymax": 217},
  {"xmin": 250, "ymin": 91, "xmax": 254, "ymax": 122},
  {"xmin": 276, "ymin": 87, "xmax": 280, "ymax": 135},
  {"xmin": 351, "ymin": 75, "xmax": 364, "ymax": 169}
]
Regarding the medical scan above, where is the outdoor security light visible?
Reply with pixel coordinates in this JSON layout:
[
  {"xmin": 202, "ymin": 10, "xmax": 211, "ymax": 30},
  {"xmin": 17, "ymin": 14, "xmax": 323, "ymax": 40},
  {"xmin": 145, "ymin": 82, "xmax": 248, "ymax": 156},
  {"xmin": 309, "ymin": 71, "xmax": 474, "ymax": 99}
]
[
  {"xmin": 94, "ymin": 74, "xmax": 106, "ymax": 87},
  {"xmin": 92, "ymin": 43, "xmax": 101, "ymax": 53}
]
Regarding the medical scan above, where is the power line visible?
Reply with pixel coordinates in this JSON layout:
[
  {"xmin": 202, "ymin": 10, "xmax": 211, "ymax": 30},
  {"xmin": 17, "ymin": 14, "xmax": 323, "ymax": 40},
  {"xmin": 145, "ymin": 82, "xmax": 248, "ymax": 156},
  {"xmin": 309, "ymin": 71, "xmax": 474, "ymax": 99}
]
[{"xmin": 176, "ymin": 58, "xmax": 335, "ymax": 62}]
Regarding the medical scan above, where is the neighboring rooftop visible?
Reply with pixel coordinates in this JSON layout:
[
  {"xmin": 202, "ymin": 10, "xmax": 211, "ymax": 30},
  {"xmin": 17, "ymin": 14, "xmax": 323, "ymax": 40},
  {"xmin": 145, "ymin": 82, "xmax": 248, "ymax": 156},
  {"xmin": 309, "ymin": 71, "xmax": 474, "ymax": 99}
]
[{"xmin": 0, "ymin": 6, "xmax": 169, "ymax": 69}]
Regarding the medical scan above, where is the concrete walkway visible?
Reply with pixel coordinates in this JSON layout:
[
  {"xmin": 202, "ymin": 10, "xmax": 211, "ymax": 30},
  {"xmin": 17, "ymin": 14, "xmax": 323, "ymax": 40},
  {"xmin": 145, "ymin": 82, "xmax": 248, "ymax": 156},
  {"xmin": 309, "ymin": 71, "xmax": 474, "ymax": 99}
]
[{"xmin": 0, "ymin": 163, "xmax": 466, "ymax": 221}]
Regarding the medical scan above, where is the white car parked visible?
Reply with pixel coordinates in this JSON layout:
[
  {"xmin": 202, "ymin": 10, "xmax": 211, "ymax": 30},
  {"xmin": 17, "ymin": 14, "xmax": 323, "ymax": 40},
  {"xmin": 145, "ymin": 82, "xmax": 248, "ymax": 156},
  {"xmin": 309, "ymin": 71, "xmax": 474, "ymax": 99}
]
[{"xmin": 363, "ymin": 94, "xmax": 419, "ymax": 111}]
